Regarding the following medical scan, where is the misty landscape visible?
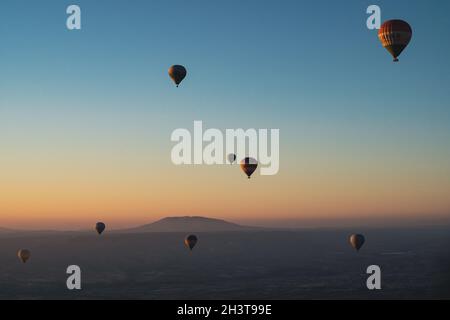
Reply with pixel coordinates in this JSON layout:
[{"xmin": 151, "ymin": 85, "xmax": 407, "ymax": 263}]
[{"xmin": 0, "ymin": 217, "xmax": 449, "ymax": 300}]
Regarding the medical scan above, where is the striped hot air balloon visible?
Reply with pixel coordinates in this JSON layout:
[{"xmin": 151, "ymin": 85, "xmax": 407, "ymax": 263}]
[
  {"xmin": 378, "ymin": 19, "xmax": 412, "ymax": 62},
  {"xmin": 240, "ymin": 157, "xmax": 258, "ymax": 179}
]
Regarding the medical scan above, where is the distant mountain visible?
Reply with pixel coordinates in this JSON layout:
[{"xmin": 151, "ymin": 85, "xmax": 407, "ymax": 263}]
[{"xmin": 120, "ymin": 216, "xmax": 260, "ymax": 233}]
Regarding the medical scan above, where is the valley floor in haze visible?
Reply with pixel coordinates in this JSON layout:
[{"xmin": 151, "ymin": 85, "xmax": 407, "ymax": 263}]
[{"xmin": 0, "ymin": 227, "xmax": 449, "ymax": 299}]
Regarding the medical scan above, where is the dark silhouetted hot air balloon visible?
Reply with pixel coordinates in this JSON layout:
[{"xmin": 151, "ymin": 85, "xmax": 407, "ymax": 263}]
[
  {"xmin": 18, "ymin": 249, "xmax": 31, "ymax": 263},
  {"xmin": 185, "ymin": 235, "xmax": 198, "ymax": 251},
  {"xmin": 240, "ymin": 157, "xmax": 258, "ymax": 179},
  {"xmin": 168, "ymin": 65, "xmax": 187, "ymax": 87},
  {"xmin": 95, "ymin": 222, "xmax": 106, "ymax": 235},
  {"xmin": 228, "ymin": 153, "xmax": 237, "ymax": 164},
  {"xmin": 378, "ymin": 19, "xmax": 412, "ymax": 62},
  {"xmin": 349, "ymin": 234, "xmax": 365, "ymax": 251}
]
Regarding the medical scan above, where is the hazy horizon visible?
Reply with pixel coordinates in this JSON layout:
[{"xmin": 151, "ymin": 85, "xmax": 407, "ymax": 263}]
[
  {"xmin": 2, "ymin": 0, "xmax": 450, "ymax": 230},
  {"xmin": 1, "ymin": 214, "xmax": 450, "ymax": 231}
]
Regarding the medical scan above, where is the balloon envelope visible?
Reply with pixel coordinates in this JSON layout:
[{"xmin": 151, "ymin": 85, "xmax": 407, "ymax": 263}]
[
  {"xmin": 349, "ymin": 234, "xmax": 365, "ymax": 251},
  {"xmin": 18, "ymin": 249, "xmax": 31, "ymax": 263},
  {"xmin": 96, "ymin": 222, "xmax": 106, "ymax": 235},
  {"xmin": 168, "ymin": 65, "xmax": 187, "ymax": 87},
  {"xmin": 228, "ymin": 153, "xmax": 237, "ymax": 164},
  {"xmin": 240, "ymin": 157, "xmax": 258, "ymax": 179},
  {"xmin": 185, "ymin": 234, "xmax": 198, "ymax": 251},
  {"xmin": 378, "ymin": 19, "xmax": 412, "ymax": 62}
]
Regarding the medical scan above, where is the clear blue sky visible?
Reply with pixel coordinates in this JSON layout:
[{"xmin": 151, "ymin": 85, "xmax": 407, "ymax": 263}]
[
  {"xmin": 1, "ymin": 0, "xmax": 449, "ymax": 133},
  {"xmin": 2, "ymin": 1, "xmax": 450, "ymax": 130}
]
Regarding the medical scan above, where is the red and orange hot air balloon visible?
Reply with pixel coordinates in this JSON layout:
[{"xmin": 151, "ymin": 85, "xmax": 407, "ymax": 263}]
[
  {"xmin": 378, "ymin": 19, "xmax": 412, "ymax": 62},
  {"xmin": 168, "ymin": 65, "xmax": 187, "ymax": 87},
  {"xmin": 240, "ymin": 157, "xmax": 258, "ymax": 179}
]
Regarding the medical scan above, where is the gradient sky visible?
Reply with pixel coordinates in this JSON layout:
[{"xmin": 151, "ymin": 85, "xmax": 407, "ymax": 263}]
[{"xmin": 1, "ymin": 0, "xmax": 450, "ymax": 229}]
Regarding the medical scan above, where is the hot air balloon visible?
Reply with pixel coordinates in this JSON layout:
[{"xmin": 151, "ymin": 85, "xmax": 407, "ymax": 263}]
[
  {"xmin": 378, "ymin": 19, "xmax": 412, "ymax": 62},
  {"xmin": 95, "ymin": 222, "xmax": 106, "ymax": 235},
  {"xmin": 349, "ymin": 234, "xmax": 365, "ymax": 251},
  {"xmin": 240, "ymin": 157, "xmax": 258, "ymax": 179},
  {"xmin": 18, "ymin": 249, "xmax": 31, "ymax": 263},
  {"xmin": 168, "ymin": 65, "xmax": 187, "ymax": 87},
  {"xmin": 185, "ymin": 235, "xmax": 198, "ymax": 251},
  {"xmin": 228, "ymin": 153, "xmax": 237, "ymax": 164}
]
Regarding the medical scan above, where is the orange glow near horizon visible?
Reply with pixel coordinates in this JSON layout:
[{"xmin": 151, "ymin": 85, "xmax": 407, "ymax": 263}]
[{"xmin": 1, "ymin": 153, "xmax": 450, "ymax": 230}]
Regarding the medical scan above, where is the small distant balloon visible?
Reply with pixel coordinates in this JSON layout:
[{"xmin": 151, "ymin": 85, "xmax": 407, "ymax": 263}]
[
  {"xmin": 168, "ymin": 65, "xmax": 187, "ymax": 87},
  {"xmin": 185, "ymin": 235, "xmax": 198, "ymax": 251},
  {"xmin": 18, "ymin": 249, "xmax": 31, "ymax": 263},
  {"xmin": 349, "ymin": 234, "xmax": 365, "ymax": 251},
  {"xmin": 378, "ymin": 19, "xmax": 412, "ymax": 62},
  {"xmin": 95, "ymin": 222, "xmax": 106, "ymax": 235},
  {"xmin": 240, "ymin": 157, "xmax": 258, "ymax": 179},
  {"xmin": 228, "ymin": 153, "xmax": 237, "ymax": 164}
]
